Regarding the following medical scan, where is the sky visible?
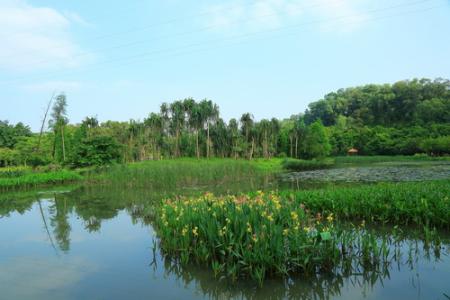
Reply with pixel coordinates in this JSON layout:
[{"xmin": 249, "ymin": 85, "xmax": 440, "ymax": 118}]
[{"xmin": 1, "ymin": 0, "xmax": 450, "ymax": 131}]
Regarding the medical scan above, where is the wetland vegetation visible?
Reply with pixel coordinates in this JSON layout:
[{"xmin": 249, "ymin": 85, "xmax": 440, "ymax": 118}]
[{"xmin": 1, "ymin": 78, "xmax": 449, "ymax": 299}]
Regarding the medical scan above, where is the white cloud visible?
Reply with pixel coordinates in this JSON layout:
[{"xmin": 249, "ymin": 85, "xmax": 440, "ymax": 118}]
[
  {"xmin": 203, "ymin": 0, "xmax": 369, "ymax": 34},
  {"xmin": 0, "ymin": 0, "xmax": 89, "ymax": 73}
]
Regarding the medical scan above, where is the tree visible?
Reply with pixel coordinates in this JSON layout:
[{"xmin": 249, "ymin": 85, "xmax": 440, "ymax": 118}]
[
  {"xmin": 240, "ymin": 113, "xmax": 254, "ymax": 159},
  {"xmin": 200, "ymin": 99, "xmax": 219, "ymax": 158},
  {"xmin": 70, "ymin": 135, "xmax": 121, "ymax": 167},
  {"xmin": 303, "ymin": 120, "xmax": 331, "ymax": 159},
  {"xmin": 49, "ymin": 94, "xmax": 68, "ymax": 162}
]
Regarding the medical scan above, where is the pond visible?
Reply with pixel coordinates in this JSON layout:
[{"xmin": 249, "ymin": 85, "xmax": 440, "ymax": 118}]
[
  {"xmin": 280, "ymin": 161, "xmax": 450, "ymax": 184},
  {"xmin": 1, "ymin": 162, "xmax": 450, "ymax": 299}
]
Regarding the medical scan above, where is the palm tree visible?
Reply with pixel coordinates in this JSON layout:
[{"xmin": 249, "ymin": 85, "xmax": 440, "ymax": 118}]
[
  {"xmin": 228, "ymin": 118, "xmax": 240, "ymax": 159},
  {"xmin": 200, "ymin": 100, "xmax": 219, "ymax": 158},
  {"xmin": 144, "ymin": 113, "xmax": 163, "ymax": 159},
  {"xmin": 240, "ymin": 113, "xmax": 254, "ymax": 159},
  {"xmin": 82, "ymin": 116, "xmax": 99, "ymax": 138},
  {"xmin": 169, "ymin": 100, "xmax": 185, "ymax": 157}
]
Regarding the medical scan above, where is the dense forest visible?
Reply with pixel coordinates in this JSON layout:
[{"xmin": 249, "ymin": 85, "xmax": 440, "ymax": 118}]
[{"xmin": 1, "ymin": 78, "xmax": 449, "ymax": 168}]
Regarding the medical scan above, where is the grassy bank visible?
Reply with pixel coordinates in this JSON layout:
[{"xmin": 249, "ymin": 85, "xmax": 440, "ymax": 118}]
[
  {"xmin": 0, "ymin": 158, "xmax": 283, "ymax": 190},
  {"xmin": 335, "ymin": 154, "xmax": 450, "ymax": 164},
  {"xmin": 0, "ymin": 170, "xmax": 83, "ymax": 190}
]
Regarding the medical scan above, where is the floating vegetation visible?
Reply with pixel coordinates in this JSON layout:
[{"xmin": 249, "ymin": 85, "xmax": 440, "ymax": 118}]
[{"xmin": 281, "ymin": 164, "xmax": 450, "ymax": 183}]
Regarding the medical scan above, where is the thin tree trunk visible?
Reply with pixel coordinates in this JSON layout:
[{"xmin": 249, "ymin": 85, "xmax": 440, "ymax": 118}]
[
  {"xmin": 289, "ymin": 136, "xmax": 293, "ymax": 157},
  {"xmin": 61, "ymin": 126, "xmax": 66, "ymax": 161},
  {"xmin": 206, "ymin": 122, "xmax": 210, "ymax": 159},
  {"xmin": 295, "ymin": 136, "xmax": 298, "ymax": 159},
  {"xmin": 38, "ymin": 199, "xmax": 58, "ymax": 255},
  {"xmin": 196, "ymin": 130, "xmax": 200, "ymax": 159},
  {"xmin": 37, "ymin": 93, "xmax": 54, "ymax": 153},
  {"xmin": 249, "ymin": 137, "xmax": 255, "ymax": 160},
  {"xmin": 52, "ymin": 131, "xmax": 57, "ymax": 159}
]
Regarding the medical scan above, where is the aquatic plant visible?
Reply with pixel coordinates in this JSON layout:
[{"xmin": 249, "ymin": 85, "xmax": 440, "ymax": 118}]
[
  {"xmin": 282, "ymin": 180, "xmax": 450, "ymax": 228},
  {"xmin": 154, "ymin": 191, "xmax": 401, "ymax": 284}
]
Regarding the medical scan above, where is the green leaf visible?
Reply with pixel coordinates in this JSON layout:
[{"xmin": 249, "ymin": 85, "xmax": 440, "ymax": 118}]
[{"xmin": 320, "ymin": 231, "xmax": 331, "ymax": 241}]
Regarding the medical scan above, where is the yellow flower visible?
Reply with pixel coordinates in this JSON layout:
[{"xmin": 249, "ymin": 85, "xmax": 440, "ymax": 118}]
[
  {"xmin": 267, "ymin": 214, "xmax": 274, "ymax": 222},
  {"xmin": 303, "ymin": 226, "xmax": 311, "ymax": 233},
  {"xmin": 181, "ymin": 226, "xmax": 188, "ymax": 236},
  {"xmin": 246, "ymin": 222, "xmax": 252, "ymax": 233},
  {"xmin": 291, "ymin": 211, "xmax": 298, "ymax": 221},
  {"xmin": 283, "ymin": 229, "xmax": 289, "ymax": 236},
  {"xmin": 252, "ymin": 234, "xmax": 258, "ymax": 243},
  {"xmin": 192, "ymin": 226, "xmax": 198, "ymax": 237},
  {"xmin": 327, "ymin": 213, "xmax": 334, "ymax": 223}
]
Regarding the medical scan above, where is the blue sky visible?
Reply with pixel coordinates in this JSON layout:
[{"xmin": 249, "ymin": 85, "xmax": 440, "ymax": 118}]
[{"xmin": 1, "ymin": 0, "xmax": 449, "ymax": 131}]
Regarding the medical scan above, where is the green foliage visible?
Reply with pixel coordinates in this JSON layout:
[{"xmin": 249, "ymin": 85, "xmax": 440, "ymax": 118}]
[
  {"xmin": 304, "ymin": 78, "xmax": 450, "ymax": 126},
  {"xmin": 0, "ymin": 120, "xmax": 31, "ymax": 148},
  {"xmin": 155, "ymin": 192, "xmax": 340, "ymax": 283},
  {"xmin": 302, "ymin": 120, "xmax": 331, "ymax": 159},
  {"xmin": 86, "ymin": 158, "xmax": 279, "ymax": 189},
  {"xmin": 420, "ymin": 136, "xmax": 450, "ymax": 156},
  {"xmin": 70, "ymin": 135, "xmax": 122, "ymax": 167},
  {"xmin": 155, "ymin": 187, "xmax": 443, "ymax": 283},
  {"xmin": 280, "ymin": 180, "xmax": 450, "ymax": 228},
  {"xmin": 282, "ymin": 158, "xmax": 335, "ymax": 171},
  {"xmin": 0, "ymin": 170, "xmax": 82, "ymax": 190},
  {"xmin": 3, "ymin": 78, "xmax": 450, "ymax": 168}
]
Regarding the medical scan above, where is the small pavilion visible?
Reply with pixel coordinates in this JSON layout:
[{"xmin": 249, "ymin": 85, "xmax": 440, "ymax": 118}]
[{"xmin": 347, "ymin": 148, "xmax": 358, "ymax": 156}]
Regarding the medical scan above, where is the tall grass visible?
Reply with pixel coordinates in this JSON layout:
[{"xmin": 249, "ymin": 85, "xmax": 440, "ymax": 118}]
[
  {"xmin": 281, "ymin": 180, "xmax": 450, "ymax": 228},
  {"xmin": 86, "ymin": 158, "xmax": 280, "ymax": 189},
  {"xmin": 282, "ymin": 158, "xmax": 335, "ymax": 171},
  {"xmin": 0, "ymin": 170, "xmax": 82, "ymax": 190}
]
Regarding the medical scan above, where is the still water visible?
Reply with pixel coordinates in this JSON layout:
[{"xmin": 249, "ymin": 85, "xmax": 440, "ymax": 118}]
[{"xmin": 1, "ymin": 165, "xmax": 450, "ymax": 299}]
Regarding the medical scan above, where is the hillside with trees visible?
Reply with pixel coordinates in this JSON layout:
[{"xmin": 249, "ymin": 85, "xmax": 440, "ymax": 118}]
[{"xmin": 1, "ymin": 78, "xmax": 449, "ymax": 168}]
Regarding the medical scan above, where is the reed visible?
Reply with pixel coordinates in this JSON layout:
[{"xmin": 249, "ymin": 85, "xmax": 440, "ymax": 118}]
[
  {"xmin": 282, "ymin": 158, "xmax": 335, "ymax": 171},
  {"xmin": 86, "ymin": 158, "xmax": 281, "ymax": 189}
]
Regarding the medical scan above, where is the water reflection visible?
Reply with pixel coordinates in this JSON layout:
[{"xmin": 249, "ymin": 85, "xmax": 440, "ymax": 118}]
[
  {"xmin": 155, "ymin": 232, "xmax": 448, "ymax": 300},
  {"xmin": 0, "ymin": 186, "xmax": 450, "ymax": 299}
]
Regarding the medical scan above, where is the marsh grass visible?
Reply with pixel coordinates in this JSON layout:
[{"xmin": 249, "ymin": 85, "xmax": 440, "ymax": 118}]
[
  {"xmin": 282, "ymin": 180, "xmax": 450, "ymax": 228},
  {"xmin": 282, "ymin": 158, "xmax": 335, "ymax": 171},
  {"xmin": 0, "ymin": 170, "xmax": 82, "ymax": 190},
  {"xmin": 86, "ymin": 158, "xmax": 281, "ymax": 189}
]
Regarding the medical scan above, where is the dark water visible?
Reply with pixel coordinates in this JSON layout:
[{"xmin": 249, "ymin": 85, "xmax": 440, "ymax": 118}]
[
  {"xmin": 280, "ymin": 161, "xmax": 450, "ymax": 183},
  {"xmin": 1, "ymin": 164, "xmax": 450, "ymax": 299}
]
